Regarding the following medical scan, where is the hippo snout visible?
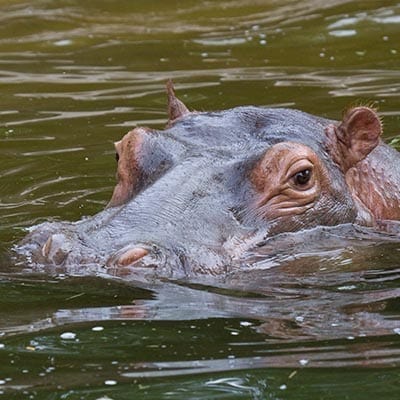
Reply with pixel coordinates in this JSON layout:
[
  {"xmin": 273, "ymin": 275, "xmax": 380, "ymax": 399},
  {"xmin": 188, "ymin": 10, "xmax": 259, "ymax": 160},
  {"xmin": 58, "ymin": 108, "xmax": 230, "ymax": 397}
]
[{"xmin": 17, "ymin": 221, "xmax": 178, "ymax": 277}]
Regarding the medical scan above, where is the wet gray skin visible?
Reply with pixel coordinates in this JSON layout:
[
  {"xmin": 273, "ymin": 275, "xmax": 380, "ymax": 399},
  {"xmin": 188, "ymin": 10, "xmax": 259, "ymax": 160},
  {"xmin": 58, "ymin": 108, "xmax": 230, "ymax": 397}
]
[{"xmin": 16, "ymin": 84, "xmax": 400, "ymax": 278}]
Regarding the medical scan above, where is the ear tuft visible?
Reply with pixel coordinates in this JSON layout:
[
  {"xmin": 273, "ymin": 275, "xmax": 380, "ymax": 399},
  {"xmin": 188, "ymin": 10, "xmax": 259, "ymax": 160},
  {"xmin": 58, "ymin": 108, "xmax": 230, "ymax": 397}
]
[
  {"xmin": 326, "ymin": 106, "xmax": 382, "ymax": 171},
  {"xmin": 342, "ymin": 106, "xmax": 382, "ymax": 140}
]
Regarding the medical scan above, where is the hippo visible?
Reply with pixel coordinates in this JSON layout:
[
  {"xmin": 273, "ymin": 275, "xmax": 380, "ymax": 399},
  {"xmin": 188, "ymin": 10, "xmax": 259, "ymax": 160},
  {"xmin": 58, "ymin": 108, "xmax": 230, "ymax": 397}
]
[{"xmin": 15, "ymin": 82, "xmax": 400, "ymax": 278}]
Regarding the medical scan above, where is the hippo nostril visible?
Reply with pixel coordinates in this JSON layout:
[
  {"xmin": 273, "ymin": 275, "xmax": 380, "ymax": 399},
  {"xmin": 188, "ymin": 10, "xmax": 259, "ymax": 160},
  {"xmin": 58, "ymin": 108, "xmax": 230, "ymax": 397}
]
[
  {"xmin": 41, "ymin": 233, "xmax": 72, "ymax": 265},
  {"xmin": 42, "ymin": 236, "xmax": 53, "ymax": 258},
  {"xmin": 106, "ymin": 245, "xmax": 155, "ymax": 270},
  {"xmin": 116, "ymin": 247, "xmax": 149, "ymax": 267}
]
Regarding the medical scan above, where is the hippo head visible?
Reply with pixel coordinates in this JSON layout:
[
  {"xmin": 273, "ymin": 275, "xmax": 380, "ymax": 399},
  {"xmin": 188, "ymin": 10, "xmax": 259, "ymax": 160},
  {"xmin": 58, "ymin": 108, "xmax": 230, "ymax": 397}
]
[{"xmin": 17, "ymin": 82, "xmax": 399, "ymax": 277}]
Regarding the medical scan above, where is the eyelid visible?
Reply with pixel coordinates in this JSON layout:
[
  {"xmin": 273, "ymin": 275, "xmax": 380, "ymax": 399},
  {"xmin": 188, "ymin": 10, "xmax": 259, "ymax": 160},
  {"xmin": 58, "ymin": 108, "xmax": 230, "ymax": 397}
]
[{"xmin": 285, "ymin": 158, "xmax": 314, "ymax": 180}]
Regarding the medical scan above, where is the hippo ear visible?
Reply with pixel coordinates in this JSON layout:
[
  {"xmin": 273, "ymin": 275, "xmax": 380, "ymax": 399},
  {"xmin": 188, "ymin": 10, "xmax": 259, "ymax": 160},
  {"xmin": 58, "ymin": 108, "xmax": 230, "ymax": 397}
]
[
  {"xmin": 326, "ymin": 106, "xmax": 382, "ymax": 172},
  {"xmin": 166, "ymin": 79, "xmax": 190, "ymax": 125}
]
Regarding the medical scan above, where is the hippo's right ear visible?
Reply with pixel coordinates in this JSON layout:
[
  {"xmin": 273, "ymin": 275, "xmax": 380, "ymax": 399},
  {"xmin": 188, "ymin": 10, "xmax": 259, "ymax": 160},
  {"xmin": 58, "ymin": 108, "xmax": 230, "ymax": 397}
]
[
  {"xmin": 166, "ymin": 79, "xmax": 190, "ymax": 126},
  {"xmin": 325, "ymin": 106, "xmax": 382, "ymax": 172}
]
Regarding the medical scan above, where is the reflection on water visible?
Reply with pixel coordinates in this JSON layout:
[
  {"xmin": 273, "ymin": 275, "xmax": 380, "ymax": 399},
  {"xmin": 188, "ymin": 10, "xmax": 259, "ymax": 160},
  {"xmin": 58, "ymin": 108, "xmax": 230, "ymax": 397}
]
[
  {"xmin": 2, "ymin": 225, "xmax": 400, "ymax": 380},
  {"xmin": 1, "ymin": 0, "xmax": 400, "ymax": 398},
  {"xmin": 0, "ymin": 249, "xmax": 399, "ymax": 395}
]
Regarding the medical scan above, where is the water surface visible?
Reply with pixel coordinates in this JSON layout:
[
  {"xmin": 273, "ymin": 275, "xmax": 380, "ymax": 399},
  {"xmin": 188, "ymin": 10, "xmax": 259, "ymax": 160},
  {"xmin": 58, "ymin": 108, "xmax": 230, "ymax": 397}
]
[{"xmin": 0, "ymin": 0, "xmax": 400, "ymax": 398}]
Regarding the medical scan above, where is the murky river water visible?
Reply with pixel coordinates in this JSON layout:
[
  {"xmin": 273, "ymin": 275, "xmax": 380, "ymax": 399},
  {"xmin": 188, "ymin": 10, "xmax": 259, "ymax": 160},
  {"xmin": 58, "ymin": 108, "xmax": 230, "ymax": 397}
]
[{"xmin": 1, "ymin": 0, "xmax": 400, "ymax": 398}]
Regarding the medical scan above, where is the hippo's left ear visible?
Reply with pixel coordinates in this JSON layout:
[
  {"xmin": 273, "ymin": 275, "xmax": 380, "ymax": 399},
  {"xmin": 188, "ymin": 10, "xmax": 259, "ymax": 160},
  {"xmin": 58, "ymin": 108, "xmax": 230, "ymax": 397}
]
[
  {"xmin": 166, "ymin": 79, "xmax": 190, "ymax": 126},
  {"xmin": 326, "ymin": 106, "xmax": 382, "ymax": 172}
]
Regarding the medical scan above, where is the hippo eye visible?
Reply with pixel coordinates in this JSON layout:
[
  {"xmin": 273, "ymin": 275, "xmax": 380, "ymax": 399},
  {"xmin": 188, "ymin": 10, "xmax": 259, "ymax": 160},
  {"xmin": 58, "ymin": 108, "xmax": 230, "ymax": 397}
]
[
  {"xmin": 115, "ymin": 152, "xmax": 120, "ymax": 162},
  {"xmin": 293, "ymin": 168, "xmax": 312, "ymax": 186}
]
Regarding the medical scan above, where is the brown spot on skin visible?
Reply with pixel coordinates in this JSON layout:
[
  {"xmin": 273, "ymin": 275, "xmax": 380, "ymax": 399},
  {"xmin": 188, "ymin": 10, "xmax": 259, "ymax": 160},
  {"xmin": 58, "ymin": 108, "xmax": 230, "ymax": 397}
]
[
  {"xmin": 108, "ymin": 127, "xmax": 151, "ymax": 207},
  {"xmin": 250, "ymin": 142, "xmax": 327, "ymax": 220},
  {"xmin": 116, "ymin": 247, "xmax": 149, "ymax": 267},
  {"xmin": 346, "ymin": 158, "xmax": 400, "ymax": 221}
]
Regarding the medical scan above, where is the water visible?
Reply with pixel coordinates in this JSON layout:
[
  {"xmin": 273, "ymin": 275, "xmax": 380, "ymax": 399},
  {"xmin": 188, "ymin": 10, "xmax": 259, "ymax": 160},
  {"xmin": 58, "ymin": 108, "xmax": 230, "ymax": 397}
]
[{"xmin": 1, "ymin": 0, "xmax": 400, "ymax": 398}]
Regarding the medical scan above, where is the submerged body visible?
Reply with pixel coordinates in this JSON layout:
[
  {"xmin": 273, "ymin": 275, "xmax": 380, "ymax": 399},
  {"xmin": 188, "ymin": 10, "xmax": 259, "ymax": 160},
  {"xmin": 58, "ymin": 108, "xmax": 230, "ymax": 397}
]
[{"xmin": 16, "ymin": 83, "xmax": 400, "ymax": 277}]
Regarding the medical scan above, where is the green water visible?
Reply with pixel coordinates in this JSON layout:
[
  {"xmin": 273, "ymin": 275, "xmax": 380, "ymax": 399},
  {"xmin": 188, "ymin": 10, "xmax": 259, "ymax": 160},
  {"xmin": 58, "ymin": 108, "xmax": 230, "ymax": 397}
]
[{"xmin": 0, "ymin": 0, "xmax": 400, "ymax": 398}]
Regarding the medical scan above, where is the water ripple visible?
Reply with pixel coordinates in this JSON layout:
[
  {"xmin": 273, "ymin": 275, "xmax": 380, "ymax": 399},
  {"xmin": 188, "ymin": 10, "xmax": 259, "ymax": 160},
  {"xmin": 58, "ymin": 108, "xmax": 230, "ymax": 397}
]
[{"xmin": 0, "ymin": 1, "xmax": 400, "ymax": 395}]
